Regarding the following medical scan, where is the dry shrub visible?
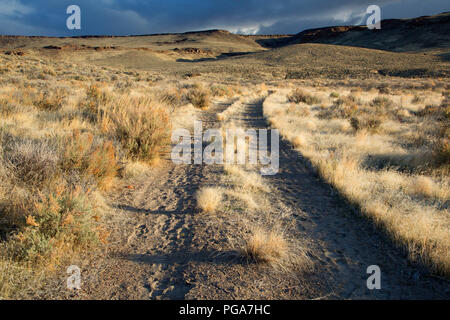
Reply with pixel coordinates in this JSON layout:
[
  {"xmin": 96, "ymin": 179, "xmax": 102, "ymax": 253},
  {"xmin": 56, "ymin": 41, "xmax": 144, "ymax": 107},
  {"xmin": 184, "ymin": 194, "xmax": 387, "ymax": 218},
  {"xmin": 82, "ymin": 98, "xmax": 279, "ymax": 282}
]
[
  {"xmin": 305, "ymin": 120, "xmax": 317, "ymax": 131},
  {"xmin": 60, "ymin": 131, "xmax": 118, "ymax": 190},
  {"xmin": 350, "ymin": 117, "xmax": 382, "ymax": 133},
  {"xmin": 2, "ymin": 139, "xmax": 59, "ymax": 188},
  {"xmin": 155, "ymin": 83, "xmax": 189, "ymax": 107},
  {"xmin": 34, "ymin": 90, "xmax": 65, "ymax": 112},
  {"xmin": 106, "ymin": 98, "xmax": 171, "ymax": 162},
  {"xmin": 433, "ymin": 136, "xmax": 450, "ymax": 168},
  {"xmin": 188, "ymin": 89, "xmax": 211, "ymax": 109},
  {"xmin": 297, "ymin": 106, "xmax": 311, "ymax": 117},
  {"xmin": 241, "ymin": 228, "xmax": 288, "ymax": 265},
  {"xmin": 187, "ymin": 85, "xmax": 211, "ymax": 109},
  {"xmin": 377, "ymin": 84, "xmax": 390, "ymax": 94},
  {"xmin": 412, "ymin": 95, "xmax": 424, "ymax": 104},
  {"xmin": 288, "ymin": 88, "xmax": 321, "ymax": 105},
  {"xmin": 196, "ymin": 187, "xmax": 222, "ymax": 213},
  {"xmin": 335, "ymin": 95, "xmax": 358, "ymax": 107},
  {"xmin": 80, "ymin": 85, "xmax": 113, "ymax": 121},
  {"xmin": 318, "ymin": 104, "xmax": 358, "ymax": 120},
  {"xmin": 370, "ymin": 96, "xmax": 394, "ymax": 109},
  {"xmin": 417, "ymin": 104, "xmax": 447, "ymax": 119},
  {"xmin": 159, "ymin": 89, "xmax": 185, "ymax": 107},
  {"xmin": 7, "ymin": 185, "xmax": 104, "ymax": 264},
  {"xmin": 329, "ymin": 92, "xmax": 339, "ymax": 98},
  {"xmin": 211, "ymin": 85, "xmax": 235, "ymax": 97},
  {"xmin": 0, "ymin": 98, "xmax": 17, "ymax": 117}
]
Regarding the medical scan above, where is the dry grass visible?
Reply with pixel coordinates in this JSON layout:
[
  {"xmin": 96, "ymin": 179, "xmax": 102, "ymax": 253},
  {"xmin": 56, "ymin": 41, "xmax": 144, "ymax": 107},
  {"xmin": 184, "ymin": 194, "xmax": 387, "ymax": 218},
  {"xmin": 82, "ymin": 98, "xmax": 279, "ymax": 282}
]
[
  {"xmin": 216, "ymin": 100, "xmax": 242, "ymax": 123},
  {"xmin": 288, "ymin": 88, "xmax": 321, "ymax": 105},
  {"xmin": 103, "ymin": 97, "xmax": 171, "ymax": 162},
  {"xmin": 212, "ymin": 107, "xmax": 312, "ymax": 273},
  {"xmin": 224, "ymin": 165, "xmax": 270, "ymax": 192},
  {"xmin": 60, "ymin": 131, "xmax": 118, "ymax": 191},
  {"xmin": 186, "ymin": 84, "xmax": 211, "ymax": 109},
  {"xmin": 122, "ymin": 161, "xmax": 152, "ymax": 179},
  {"xmin": 264, "ymin": 85, "xmax": 450, "ymax": 276},
  {"xmin": 292, "ymin": 135, "xmax": 307, "ymax": 149},
  {"xmin": 0, "ymin": 52, "xmax": 202, "ymax": 298},
  {"xmin": 241, "ymin": 227, "xmax": 288, "ymax": 265},
  {"xmin": 239, "ymin": 225, "xmax": 313, "ymax": 272},
  {"xmin": 196, "ymin": 187, "xmax": 222, "ymax": 213}
]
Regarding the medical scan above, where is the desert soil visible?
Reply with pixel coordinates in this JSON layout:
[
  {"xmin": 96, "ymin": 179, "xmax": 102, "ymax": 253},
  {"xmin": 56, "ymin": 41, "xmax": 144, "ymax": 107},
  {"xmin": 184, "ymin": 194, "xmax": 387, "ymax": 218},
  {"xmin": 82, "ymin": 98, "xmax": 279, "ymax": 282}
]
[{"xmin": 44, "ymin": 94, "xmax": 449, "ymax": 300}]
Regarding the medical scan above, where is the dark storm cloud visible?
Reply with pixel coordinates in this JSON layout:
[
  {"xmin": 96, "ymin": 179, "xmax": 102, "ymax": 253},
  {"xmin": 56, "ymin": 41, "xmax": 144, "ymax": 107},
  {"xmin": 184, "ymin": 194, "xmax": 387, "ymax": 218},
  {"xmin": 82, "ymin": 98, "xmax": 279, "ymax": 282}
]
[{"xmin": 0, "ymin": 0, "xmax": 449, "ymax": 36}]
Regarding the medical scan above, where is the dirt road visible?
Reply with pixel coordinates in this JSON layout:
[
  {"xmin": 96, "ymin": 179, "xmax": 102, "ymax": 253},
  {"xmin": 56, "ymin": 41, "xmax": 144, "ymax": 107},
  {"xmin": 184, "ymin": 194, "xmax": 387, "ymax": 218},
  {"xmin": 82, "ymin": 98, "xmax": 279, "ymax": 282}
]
[{"xmin": 47, "ymin": 95, "xmax": 448, "ymax": 300}]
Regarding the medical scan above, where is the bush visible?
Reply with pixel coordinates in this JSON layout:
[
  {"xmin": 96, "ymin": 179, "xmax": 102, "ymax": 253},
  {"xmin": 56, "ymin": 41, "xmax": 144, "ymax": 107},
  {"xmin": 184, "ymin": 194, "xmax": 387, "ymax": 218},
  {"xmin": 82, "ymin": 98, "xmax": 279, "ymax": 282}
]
[
  {"xmin": 107, "ymin": 98, "xmax": 171, "ymax": 162},
  {"xmin": 412, "ymin": 95, "xmax": 423, "ymax": 104},
  {"xmin": 288, "ymin": 89, "xmax": 321, "ymax": 105},
  {"xmin": 8, "ymin": 185, "xmax": 104, "ymax": 263},
  {"xmin": 350, "ymin": 117, "xmax": 382, "ymax": 133},
  {"xmin": 433, "ymin": 128, "xmax": 450, "ymax": 168},
  {"xmin": 187, "ymin": 86, "xmax": 211, "ymax": 109},
  {"xmin": 417, "ymin": 104, "xmax": 447, "ymax": 119},
  {"xmin": 0, "ymin": 98, "xmax": 16, "ymax": 117},
  {"xmin": 370, "ymin": 96, "xmax": 393, "ymax": 109},
  {"xmin": 350, "ymin": 117, "xmax": 360, "ymax": 132},
  {"xmin": 211, "ymin": 85, "xmax": 235, "ymax": 97},
  {"xmin": 329, "ymin": 92, "xmax": 339, "ymax": 98},
  {"xmin": 317, "ymin": 104, "xmax": 358, "ymax": 120},
  {"xmin": 2, "ymin": 138, "xmax": 59, "ymax": 188},
  {"xmin": 80, "ymin": 85, "xmax": 112, "ymax": 121},
  {"xmin": 35, "ymin": 90, "xmax": 65, "ymax": 112},
  {"xmin": 60, "ymin": 131, "xmax": 118, "ymax": 190},
  {"xmin": 158, "ymin": 88, "xmax": 185, "ymax": 107}
]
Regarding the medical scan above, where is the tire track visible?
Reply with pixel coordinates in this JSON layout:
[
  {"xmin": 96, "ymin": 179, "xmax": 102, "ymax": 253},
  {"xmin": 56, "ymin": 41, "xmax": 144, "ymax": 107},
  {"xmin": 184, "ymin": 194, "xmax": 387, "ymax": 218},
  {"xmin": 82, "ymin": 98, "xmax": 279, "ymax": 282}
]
[{"xmin": 63, "ymin": 99, "xmax": 233, "ymax": 300}]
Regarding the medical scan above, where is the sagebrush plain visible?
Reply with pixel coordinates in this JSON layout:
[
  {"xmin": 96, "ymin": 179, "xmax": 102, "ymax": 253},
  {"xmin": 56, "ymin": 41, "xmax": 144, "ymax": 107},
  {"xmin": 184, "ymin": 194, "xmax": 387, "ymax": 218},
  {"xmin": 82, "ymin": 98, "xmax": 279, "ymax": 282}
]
[{"xmin": 0, "ymin": 12, "xmax": 449, "ymax": 299}]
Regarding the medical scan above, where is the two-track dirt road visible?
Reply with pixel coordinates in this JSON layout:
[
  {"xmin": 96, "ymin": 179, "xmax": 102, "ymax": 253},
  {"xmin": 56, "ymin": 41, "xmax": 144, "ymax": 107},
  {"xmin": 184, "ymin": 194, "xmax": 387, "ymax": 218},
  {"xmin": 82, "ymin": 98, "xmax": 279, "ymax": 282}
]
[{"xmin": 47, "ymin": 94, "xmax": 448, "ymax": 300}]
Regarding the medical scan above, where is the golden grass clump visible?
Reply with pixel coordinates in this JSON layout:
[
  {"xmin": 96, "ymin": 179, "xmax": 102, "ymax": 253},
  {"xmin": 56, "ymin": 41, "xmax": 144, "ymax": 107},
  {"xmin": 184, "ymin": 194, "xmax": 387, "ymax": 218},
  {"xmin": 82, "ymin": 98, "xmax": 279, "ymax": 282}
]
[
  {"xmin": 241, "ymin": 228, "xmax": 288, "ymax": 265},
  {"xmin": 410, "ymin": 176, "xmax": 435, "ymax": 198},
  {"xmin": 105, "ymin": 97, "xmax": 171, "ymax": 162},
  {"xmin": 196, "ymin": 187, "xmax": 222, "ymax": 213},
  {"xmin": 186, "ymin": 84, "xmax": 211, "ymax": 109},
  {"xmin": 122, "ymin": 161, "xmax": 151, "ymax": 179},
  {"xmin": 292, "ymin": 135, "xmax": 306, "ymax": 149}
]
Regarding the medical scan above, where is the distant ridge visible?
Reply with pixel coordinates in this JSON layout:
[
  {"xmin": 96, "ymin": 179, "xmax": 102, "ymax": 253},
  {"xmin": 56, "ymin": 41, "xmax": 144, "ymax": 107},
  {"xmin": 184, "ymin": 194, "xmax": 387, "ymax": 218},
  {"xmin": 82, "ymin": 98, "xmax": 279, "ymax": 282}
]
[{"xmin": 289, "ymin": 12, "xmax": 450, "ymax": 52}]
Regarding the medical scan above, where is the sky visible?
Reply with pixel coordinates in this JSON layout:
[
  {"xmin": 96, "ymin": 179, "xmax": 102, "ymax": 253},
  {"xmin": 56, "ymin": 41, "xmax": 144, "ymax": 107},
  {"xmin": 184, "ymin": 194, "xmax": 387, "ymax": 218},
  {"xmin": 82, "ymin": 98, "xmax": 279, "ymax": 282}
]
[{"xmin": 0, "ymin": 0, "xmax": 449, "ymax": 36}]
